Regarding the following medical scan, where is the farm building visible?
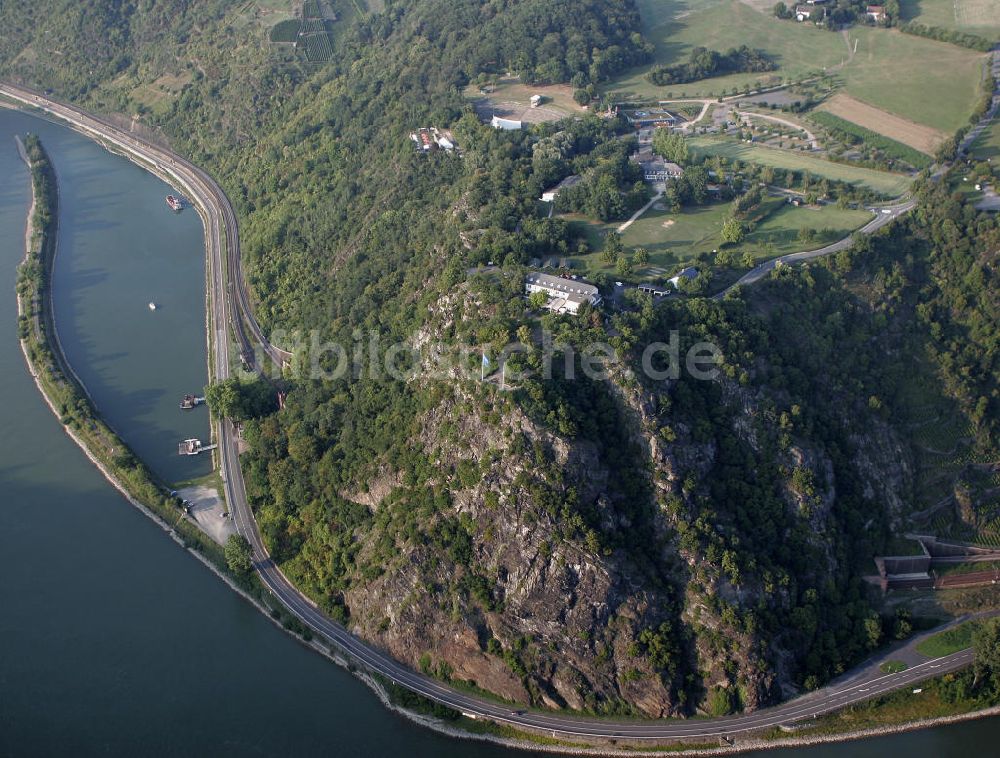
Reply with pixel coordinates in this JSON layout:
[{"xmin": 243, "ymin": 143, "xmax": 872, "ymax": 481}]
[
  {"xmin": 525, "ymin": 273, "xmax": 602, "ymax": 314},
  {"xmin": 795, "ymin": 6, "xmax": 813, "ymax": 20},
  {"xmin": 540, "ymin": 175, "xmax": 582, "ymax": 202},
  {"xmin": 491, "ymin": 115, "xmax": 523, "ymax": 131}
]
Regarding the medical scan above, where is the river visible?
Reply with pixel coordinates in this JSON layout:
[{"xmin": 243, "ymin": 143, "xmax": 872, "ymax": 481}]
[{"xmin": 0, "ymin": 108, "xmax": 997, "ymax": 757}]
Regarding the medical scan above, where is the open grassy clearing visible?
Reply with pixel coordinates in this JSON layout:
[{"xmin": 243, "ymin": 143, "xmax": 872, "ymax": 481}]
[
  {"xmin": 562, "ymin": 197, "xmax": 870, "ymax": 278},
  {"xmin": 899, "ymin": 0, "xmax": 1000, "ymax": 37},
  {"xmin": 236, "ymin": 0, "xmax": 296, "ymax": 30},
  {"xmin": 688, "ymin": 136, "xmax": 913, "ymax": 195},
  {"xmin": 565, "ymin": 203, "xmax": 727, "ymax": 276},
  {"xmin": 817, "ymin": 92, "xmax": 946, "ymax": 154},
  {"xmin": 608, "ymin": 1, "xmax": 988, "ymax": 134},
  {"xmin": 745, "ymin": 198, "xmax": 872, "ymax": 253},
  {"xmin": 464, "ymin": 78, "xmax": 588, "ymax": 124}
]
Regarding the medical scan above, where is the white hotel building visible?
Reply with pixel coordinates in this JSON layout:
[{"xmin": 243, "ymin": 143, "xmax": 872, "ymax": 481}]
[{"xmin": 524, "ymin": 273, "xmax": 602, "ymax": 315}]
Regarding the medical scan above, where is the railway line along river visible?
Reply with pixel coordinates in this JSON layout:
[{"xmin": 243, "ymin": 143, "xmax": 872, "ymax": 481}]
[{"xmin": 0, "ymin": 108, "xmax": 997, "ymax": 757}]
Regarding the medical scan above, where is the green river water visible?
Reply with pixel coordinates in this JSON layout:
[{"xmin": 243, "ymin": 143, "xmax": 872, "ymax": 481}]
[{"xmin": 0, "ymin": 108, "xmax": 996, "ymax": 756}]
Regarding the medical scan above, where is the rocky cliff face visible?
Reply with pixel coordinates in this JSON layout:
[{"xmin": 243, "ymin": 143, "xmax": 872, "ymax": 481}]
[
  {"xmin": 343, "ymin": 392, "xmax": 683, "ymax": 716},
  {"xmin": 297, "ymin": 284, "xmax": 913, "ymax": 717}
]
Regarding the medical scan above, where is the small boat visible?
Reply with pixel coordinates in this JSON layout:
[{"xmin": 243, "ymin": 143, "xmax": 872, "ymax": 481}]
[
  {"xmin": 178, "ymin": 438, "xmax": 202, "ymax": 456},
  {"xmin": 179, "ymin": 394, "xmax": 205, "ymax": 410},
  {"xmin": 166, "ymin": 194, "xmax": 184, "ymax": 211},
  {"xmin": 148, "ymin": 302, "xmax": 157, "ymax": 311}
]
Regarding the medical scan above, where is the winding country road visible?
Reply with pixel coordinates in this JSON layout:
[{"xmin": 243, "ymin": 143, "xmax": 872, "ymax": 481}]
[
  {"xmin": 718, "ymin": 198, "xmax": 917, "ymax": 295},
  {"xmin": 3, "ymin": 82, "xmax": 995, "ymax": 747}
]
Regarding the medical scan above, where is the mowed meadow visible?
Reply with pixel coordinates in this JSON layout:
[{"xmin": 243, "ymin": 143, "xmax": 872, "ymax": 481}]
[
  {"xmin": 606, "ymin": 0, "xmax": 990, "ymax": 133},
  {"xmin": 899, "ymin": 0, "xmax": 1000, "ymax": 37},
  {"xmin": 688, "ymin": 137, "xmax": 914, "ymax": 195}
]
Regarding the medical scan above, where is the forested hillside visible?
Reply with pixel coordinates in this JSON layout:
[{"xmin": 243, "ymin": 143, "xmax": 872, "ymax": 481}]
[{"xmin": 1, "ymin": 0, "xmax": 996, "ymax": 717}]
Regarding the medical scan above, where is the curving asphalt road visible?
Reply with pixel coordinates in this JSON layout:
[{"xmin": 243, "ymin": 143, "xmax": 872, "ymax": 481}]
[
  {"xmin": 3, "ymin": 82, "xmax": 992, "ymax": 746},
  {"xmin": 717, "ymin": 198, "xmax": 917, "ymax": 296},
  {"xmin": 717, "ymin": 46, "xmax": 1000, "ymax": 298}
]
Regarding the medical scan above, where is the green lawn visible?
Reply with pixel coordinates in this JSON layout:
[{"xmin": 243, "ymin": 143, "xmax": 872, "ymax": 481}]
[
  {"xmin": 746, "ymin": 199, "xmax": 872, "ymax": 255},
  {"xmin": 880, "ymin": 660, "xmax": 909, "ymax": 674},
  {"xmin": 566, "ymin": 203, "xmax": 729, "ymax": 276},
  {"xmin": 689, "ymin": 136, "xmax": 913, "ymax": 195},
  {"xmin": 899, "ymin": 0, "xmax": 1000, "ymax": 37},
  {"xmin": 563, "ymin": 196, "xmax": 871, "ymax": 279},
  {"xmin": 607, "ymin": 1, "xmax": 989, "ymax": 133},
  {"xmin": 971, "ymin": 115, "xmax": 1000, "ymax": 161},
  {"xmin": 914, "ymin": 620, "xmax": 982, "ymax": 658}
]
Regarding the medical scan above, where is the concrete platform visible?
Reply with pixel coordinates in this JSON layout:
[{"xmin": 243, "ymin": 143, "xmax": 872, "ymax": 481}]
[{"xmin": 179, "ymin": 484, "xmax": 234, "ymax": 545}]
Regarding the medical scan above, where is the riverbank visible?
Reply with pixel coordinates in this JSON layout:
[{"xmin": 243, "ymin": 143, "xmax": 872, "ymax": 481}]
[{"xmin": 13, "ymin": 134, "xmax": 234, "ymax": 580}]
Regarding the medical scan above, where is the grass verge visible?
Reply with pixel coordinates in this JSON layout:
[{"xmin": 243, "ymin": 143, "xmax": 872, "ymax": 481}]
[{"xmin": 915, "ymin": 620, "xmax": 983, "ymax": 658}]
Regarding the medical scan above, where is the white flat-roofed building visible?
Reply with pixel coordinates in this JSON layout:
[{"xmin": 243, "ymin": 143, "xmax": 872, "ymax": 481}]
[
  {"xmin": 491, "ymin": 115, "xmax": 523, "ymax": 131},
  {"xmin": 525, "ymin": 272, "xmax": 602, "ymax": 314}
]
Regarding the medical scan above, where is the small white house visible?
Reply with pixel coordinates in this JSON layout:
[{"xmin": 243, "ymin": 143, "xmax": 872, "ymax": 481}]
[{"xmin": 795, "ymin": 5, "xmax": 812, "ymax": 20}]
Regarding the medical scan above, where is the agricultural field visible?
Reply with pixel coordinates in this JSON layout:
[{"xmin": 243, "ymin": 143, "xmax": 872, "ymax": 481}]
[
  {"xmin": 465, "ymin": 79, "xmax": 589, "ymax": 125},
  {"xmin": 840, "ymin": 26, "xmax": 988, "ymax": 134},
  {"xmin": 899, "ymin": 0, "xmax": 1000, "ymax": 37},
  {"xmin": 608, "ymin": 0, "xmax": 849, "ymax": 100},
  {"xmin": 303, "ymin": 30, "xmax": 334, "ymax": 62},
  {"xmin": 815, "ymin": 93, "xmax": 945, "ymax": 155},
  {"xmin": 606, "ymin": 1, "xmax": 989, "ymax": 134},
  {"xmin": 688, "ymin": 136, "xmax": 914, "ymax": 195},
  {"xmin": 237, "ymin": 0, "xmax": 297, "ymax": 31}
]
